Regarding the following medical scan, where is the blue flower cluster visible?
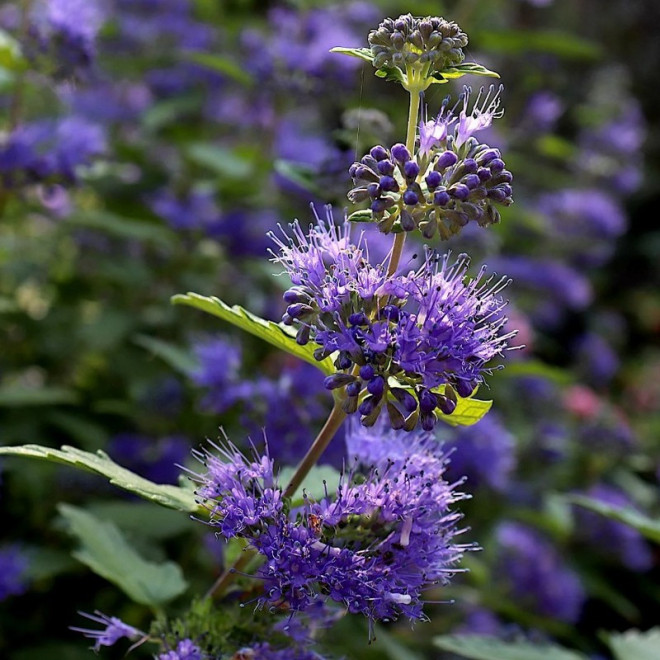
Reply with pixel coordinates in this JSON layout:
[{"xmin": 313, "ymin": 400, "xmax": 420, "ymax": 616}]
[
  {"xmin": 193, "ymin": 426, "xmax": 466, "ymax": 625},
  {"xmin": 348, "ymin": 86, "xmax": 513, "ymax": 237},
  {"xmin": 271, "ymin": 207, "xmax": 513, "ymax": 430}
]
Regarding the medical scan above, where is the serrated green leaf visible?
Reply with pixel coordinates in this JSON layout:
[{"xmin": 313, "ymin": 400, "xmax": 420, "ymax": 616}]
[
  {"xmin": 171, "ymin": 293, "xmax": 335, "ymax": 375},
  {"xmin": 433, "ymin": 635, "xmax": 586, "ymax": 660},
  {"xmin": 0, "ymin": 29, "xmax": 25, "ymax": 71},
  {"xmin": 186, "ymin": 143, "xmax": 253, "ymax": 179},
  {"xmin": 607, "ymin": 628, "xmax": 660, "ymax": 660},
  {"xmin": 0, "ymin": 445, "xmax": 198, "ymax": 513},
  {"xmin": 0, "ymin": 386, "xmax": 79, "ymax": 407},
  {"xmin": 568, "ymin": 495, "xmax": 660, "ymax": 544},
  {"xmin": 347, "ymin": 209, "xmax": 373, "ymax": 223},
  {"xmin": 440, "ymin": 62, "xmax": 501, "ymax": 79},
  {"xmin": 182, "ymin": 52, "xmax": 252, "ymax": 86},
  {"xmin": 330, "ymin": 47, "xmax": 374, "ymax": 64},
  {"xmin": 59, "ymin": 505, "xmax": 188, "ymax": 607},
  {"xmin": 387, "ymin": 379, "xmax": 492, "ymax": 427},
  {"xmin": 133, "ymin": 334, "xmax": 198, "ymax": 375}
]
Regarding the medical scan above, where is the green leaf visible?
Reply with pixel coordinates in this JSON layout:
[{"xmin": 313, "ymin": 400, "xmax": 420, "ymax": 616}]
[
  {"xmin": 568, "ymin": 495, "xmax": 660, "ymax": 544},
  {"xmin": 143, "ymin": 94, "xmax": 203, "ymax": 131},
  {"xmin": 476, "ymin": 30, "xmax": 601, "ymax": 60},
  {"xmin": 330, "ymin": 46, "xmax": 374, "ymax": 64},
  {"xmin": 66, "ymin": 210, "xmax": 175, "ymax": 246},
  {"xmin": 59, "ymin": 505, "xmax": 188, "ymax": 607},
  {"xmin": 279, "ymin": 464, "xmax": 342, "ymax": 502},
  {"xmin": 436, "ymin": 391, "xmax": 491, "ymax": 426},
  {"xmin": 347, "ymin": 209, "xmax": 374, "ymax": 223},
  {"xmin": 133, "ymin": 334, "xmax": 198, "ymax": 375},
  {"xmin": 182, "ymin": 52, "xmax": 252, "ymax": 86},
  {"xmin": 87, "ymin": 501, "xmax": 197, "ymax": 540},
  {"xmin": 0, "ymin": 386, "xmax": 79, "ymax": 407},
  {"xmin": 433, "ymin": 635, "xmax": 587, "ymax": 660},
  {"xmin": 171, "ymin": 292, "xmax": 335, "ymax": 375},
  {"xmin": 0, "ymin": 29, "xmax": 25, "ymax": 71},
  {"xmin": 274, "ymin": 160, "xmax": 324, "ymax": 197},
  {"xmin": 387, "ymin": 379, "xmax": 492, "ymax": 427},
  {"xmin": 607, "ymin": 628, "xmax": 660, "ymax": 660},
  {"xmin": 0, "ymin": 444, "xmax": 198, "ymax": 513},
  {"xmin": 185, "ymin": 143, "xmax": 253, "ymax": 180},
  {"xmin": 438, "ymin": 62, "xmax": 501, "ymax": 79}
]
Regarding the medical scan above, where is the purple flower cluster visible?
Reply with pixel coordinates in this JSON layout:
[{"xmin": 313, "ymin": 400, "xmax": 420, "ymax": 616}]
[
  {"xmin": 368, "ymin": 14, "xmax": 468, "ymax": 73},
  {"xmin": 158, "ymin": 638, "xmax": 204, "ymax": 660},
  {"xmin": 270, "ymin": 207, "xmax": 513, "ymax": 430},
  {"xmin": 348, "ymin": 86, "xmax": 512, "ymax": 237},
  {"xmin": 0, "ymin": 117, "xmax": 106, "ymax": 188},
  {"xmin": 496, "ymin": 522, "xmax": 585, "ymax": 623},
  {"xmin": 193, "ymin": 431, "xmax": 466, "ymax": 625}
]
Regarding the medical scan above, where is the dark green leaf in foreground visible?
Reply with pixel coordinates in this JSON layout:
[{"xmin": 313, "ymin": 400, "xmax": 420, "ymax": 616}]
[
  {"xmin": 568, "ymin": 495, "xmax": 660, "ymax": 544},
  {"xmin": 433, "ymin": 635, "xmax": 586, "ymax": 660},
  {"xmin": 59, "ymin": 505, "xmax": 188, "ymax": 607},
  {"xmin": 172, "ymin": 292, "xmax": 336, "ymax": 375},
  {"xmin": 607, "ymin": 628, "xmax": 660, "ymax": 660},
  {"xmin": 0, "ymin": 444, "xmax": 198, "ymax": 513}
]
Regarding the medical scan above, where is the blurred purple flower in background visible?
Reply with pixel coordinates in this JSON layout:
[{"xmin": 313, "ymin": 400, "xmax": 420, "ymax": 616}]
[
  {"xmin": 444, "ymin": 414, "xmax": 517, "ymax": 492},
  {"xmin": 496, "ymin": 521, "xmax": 585, "ymax": 623},
  {"xmin": 574, "ymin": 484, "xmax": 653, "ymax": 572},
  {"xmin": 0, "ymin": 545, "xmax": 30, "ymax": 601},
  {"xmin": 0, "ymin": 117, "xmax": 106, "ymax": 187},
  {"xmin": 149, "ymin": 189, "xmax": 221, "ymax": 232},
  {"xmin": 108, "ymin": 433, "xmax": 190, "ymax": 484}
]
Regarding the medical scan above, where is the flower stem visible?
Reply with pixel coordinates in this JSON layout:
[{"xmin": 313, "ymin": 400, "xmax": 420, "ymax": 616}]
[
  {"xmin": 283, "ymin": 402, "xmax": 347, "ymax": 498},
  {"xmin": 386, "ymin": 84, "xmax": 421, "ymax": 277},
  {"xmin": 205, "ymin": 544, "xmax": 255, "ymax": 601}
]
